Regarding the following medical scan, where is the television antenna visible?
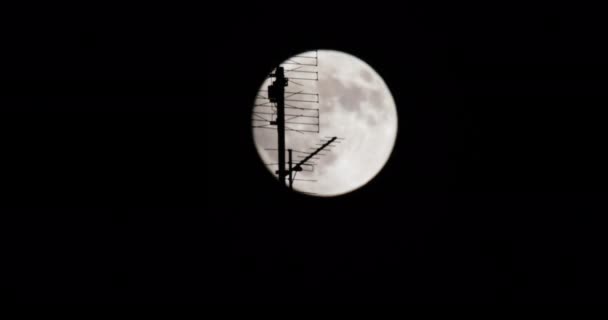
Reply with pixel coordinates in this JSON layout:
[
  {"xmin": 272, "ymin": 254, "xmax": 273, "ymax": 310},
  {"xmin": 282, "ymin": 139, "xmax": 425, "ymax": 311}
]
[{"xmin": 253, "ymin": 51, "xmax": 345, "ymax": 190}]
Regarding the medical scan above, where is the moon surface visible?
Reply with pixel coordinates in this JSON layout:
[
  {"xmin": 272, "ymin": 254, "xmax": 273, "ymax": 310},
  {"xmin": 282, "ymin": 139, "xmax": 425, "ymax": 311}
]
[{"xmin": 252, "ymin": 50, "xmax": 398, "ymax": 196}]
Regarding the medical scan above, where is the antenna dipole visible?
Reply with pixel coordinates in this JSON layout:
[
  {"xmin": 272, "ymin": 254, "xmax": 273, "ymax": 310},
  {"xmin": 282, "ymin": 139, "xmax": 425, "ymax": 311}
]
[{"xmin": 289, "ymin": 137, "xmax": 337, "ymax": 175}]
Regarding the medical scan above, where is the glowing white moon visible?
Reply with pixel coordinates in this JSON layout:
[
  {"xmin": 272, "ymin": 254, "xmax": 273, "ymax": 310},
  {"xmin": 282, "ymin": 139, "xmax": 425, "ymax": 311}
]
[{"xmin": 252, "ymin": 50, "xmax": 398, "ymax": 196}]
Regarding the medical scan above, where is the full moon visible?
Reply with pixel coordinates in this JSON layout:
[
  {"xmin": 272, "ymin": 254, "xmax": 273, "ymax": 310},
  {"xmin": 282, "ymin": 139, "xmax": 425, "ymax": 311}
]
[{"xmin": 252, "ymin": 50, "xmax": 398, "ymax": 197}]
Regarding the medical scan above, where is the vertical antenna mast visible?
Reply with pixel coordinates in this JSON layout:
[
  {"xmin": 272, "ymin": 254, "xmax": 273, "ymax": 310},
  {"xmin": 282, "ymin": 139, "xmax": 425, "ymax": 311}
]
[{"xmin": 268, "ymin": 66, "xmax": 288, "ymax": 186}]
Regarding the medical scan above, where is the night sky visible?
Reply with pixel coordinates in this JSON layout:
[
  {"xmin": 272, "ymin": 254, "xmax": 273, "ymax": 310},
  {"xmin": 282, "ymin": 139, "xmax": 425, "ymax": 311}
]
[{"xmin": 4, "ymin": 4, "xmax": 608, "ymax": 303}]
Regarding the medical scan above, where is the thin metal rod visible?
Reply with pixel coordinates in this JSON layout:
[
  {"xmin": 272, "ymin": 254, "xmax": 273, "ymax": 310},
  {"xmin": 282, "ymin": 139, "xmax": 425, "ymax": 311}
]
[
  {"xmin": 259, "ymin": 90, "xmax": 318, "ymax": 96},
  {"xmin": 252, "ymin": 111, "xmax": 317, "ymax": 118},
  {"xmin": 284, "ymin": 70, "xmax": 318, "ymax": 74},
  {"xmin": 267, "ymin": 163, "xmax": 315, "ymax": 168},
  {"xmin": 252, "ymin": 116, "xmax": 270, "ymax": 122},
  {"xmin": 258, "ymin": 103, "xmax": 318, "ymax": 110},
  {"xmin": 285, "ymin": 105, "xmax": 319, "ymax": 111},
  {"xmin": 284, "ymin": 128, "xmax": 318, "ymax": 133},
  {"xmin": 281, "ymin": 62, "xmax": 318, "ymax": 66},
  {"xmin": 284, "ymin": 114, "xmax": 319, "ymax": 119},
  {"xmin": 285, "ymin": 98, "xmax": 319, "ymax": 103},
  {"xmin": 264, "ymin": 149, "xmax": 313, "ymax": 154},
  {"xmin": 292, "ymin": 55, "xmax": 317, "ymax": 59},
  {"xmin": 285, "ymin": 121, "xmax": 319, "ymax": 126},
  {"xmin": 287, "ymin": 77, "xmax": 319, "ymax": 81},
  {"xmin": 286, "ymin": 137, "xmax": 337, "ymax": 175}
]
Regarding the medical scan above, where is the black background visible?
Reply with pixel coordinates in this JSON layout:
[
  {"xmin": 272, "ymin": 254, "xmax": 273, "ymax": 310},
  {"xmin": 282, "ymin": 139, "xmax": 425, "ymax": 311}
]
[{"xmin": 4, "ymin": 4, "xmax": 608, "ymax": 303}]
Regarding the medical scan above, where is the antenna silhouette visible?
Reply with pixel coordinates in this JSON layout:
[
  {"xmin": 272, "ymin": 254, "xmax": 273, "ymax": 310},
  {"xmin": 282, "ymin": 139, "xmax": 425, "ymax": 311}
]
[
  {"xmin": 286, "ymin": 137, "xmax": 337, "ymax": 189},
  {"xmin": 253, "ymin": 52, "xmax": 320, "ymax": 135},
  {"xmin": 253, "ymin": 51, "xmax": 346, "ymax": 191}
]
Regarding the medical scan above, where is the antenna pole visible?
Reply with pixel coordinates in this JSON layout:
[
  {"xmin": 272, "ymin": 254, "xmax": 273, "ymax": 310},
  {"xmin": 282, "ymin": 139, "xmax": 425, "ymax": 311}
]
[
  {"xmin": 288, "ymin": 149, "xmax": 294, "ymax": 189},
  {"xmin": 269, "ymin": 66, "xmax": 288, "ymax": 186}
]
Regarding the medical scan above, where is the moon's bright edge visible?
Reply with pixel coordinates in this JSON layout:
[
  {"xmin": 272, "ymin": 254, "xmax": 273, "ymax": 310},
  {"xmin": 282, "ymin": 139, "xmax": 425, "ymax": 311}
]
[{"xmin": 252, "ymin": 50, "xmax": 398, "ymax": 197}]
